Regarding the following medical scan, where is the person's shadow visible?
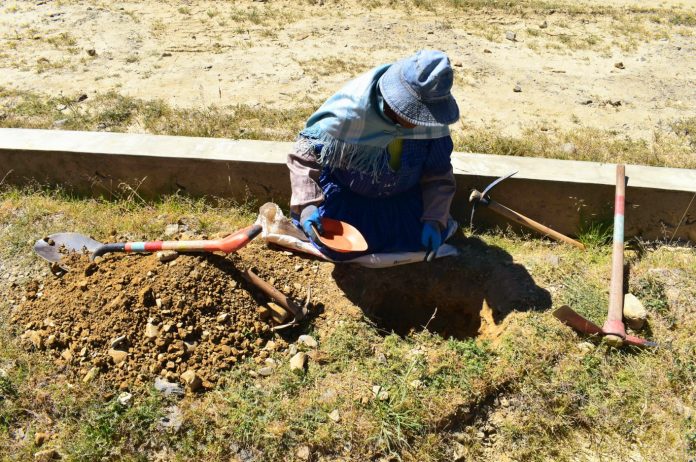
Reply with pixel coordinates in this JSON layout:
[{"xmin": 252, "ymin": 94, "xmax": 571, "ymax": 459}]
[{"xmin": 332, "ymin": 235, "xmax": 552, "ymax": 339}]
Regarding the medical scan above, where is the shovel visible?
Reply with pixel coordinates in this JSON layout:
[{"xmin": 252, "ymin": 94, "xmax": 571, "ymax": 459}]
[{"xmin": 34, "ymin": 224, "xmax": 262, "ymax": 263}]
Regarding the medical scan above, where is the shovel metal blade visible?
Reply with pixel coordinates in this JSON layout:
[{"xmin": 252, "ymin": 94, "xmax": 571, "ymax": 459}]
[
  {"xmin": 34, "ymin": 233, "xmax": 102, "ymax": 263},
  {"xmin": 552, "ymin": 305, "xmax": 604, "ymax": 336}
]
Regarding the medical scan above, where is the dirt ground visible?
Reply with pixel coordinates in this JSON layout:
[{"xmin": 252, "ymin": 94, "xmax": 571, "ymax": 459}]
[
  {"xmin": 1, "ymin": 0, "xmax": 695, "ymax": 139},
  {"xmin": 10, "ymin": 222, "xmax": 551, "ymax": 394}
]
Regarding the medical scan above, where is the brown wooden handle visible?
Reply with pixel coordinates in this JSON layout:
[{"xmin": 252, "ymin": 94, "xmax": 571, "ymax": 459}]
[
  {"xmin": 241, "ymin": 269, "xmax": 304, "ymax": 320},
  {"xmin": 484, "ymin": 197, "xmax": 586, "ymax": 250}
]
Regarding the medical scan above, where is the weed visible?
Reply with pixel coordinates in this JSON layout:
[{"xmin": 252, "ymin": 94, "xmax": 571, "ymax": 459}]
[
  {"xmin": 177, "ymin": 6, "xmax": 191, "ymax": 15},
  {"xmin": 46, "ymin": 32, "xmax": 77, "ymax": 48},
  {"xmin": 577, "ymin": 216, "xmax": 613, "ymax": 248}
]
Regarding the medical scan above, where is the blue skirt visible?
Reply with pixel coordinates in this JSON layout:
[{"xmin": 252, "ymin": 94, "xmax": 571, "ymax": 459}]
[{"xmin": 310, "ymin": 171, "xmax": 428, "ymax": 261}]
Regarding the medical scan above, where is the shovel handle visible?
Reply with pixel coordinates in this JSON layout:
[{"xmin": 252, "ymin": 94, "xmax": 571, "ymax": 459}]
[{"xmin": 90, "ymin": 224, "xmax": 262, "ymax": 260}]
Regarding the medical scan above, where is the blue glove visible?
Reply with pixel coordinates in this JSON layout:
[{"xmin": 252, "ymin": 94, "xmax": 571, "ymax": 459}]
[
  {"xmin": 300, "ymin": 205, "xmax": 323, "ymax": 242},
  {"xmin": 421, "ymin": 220, "xmax": 442, "ymax": 252}
]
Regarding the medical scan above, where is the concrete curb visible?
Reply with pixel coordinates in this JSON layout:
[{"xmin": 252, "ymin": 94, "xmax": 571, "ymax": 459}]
[{"xmin": 1, "ymin": 128, "xmax": 695, "ymax": 242}]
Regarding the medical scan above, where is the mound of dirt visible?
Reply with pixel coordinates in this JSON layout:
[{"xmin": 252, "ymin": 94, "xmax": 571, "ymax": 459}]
[{"xmin": 11, "ymin": 250, "xmax": 298, "ymax": 391}]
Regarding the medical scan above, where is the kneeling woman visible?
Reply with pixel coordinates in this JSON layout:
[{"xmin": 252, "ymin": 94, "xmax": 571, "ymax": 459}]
[{"xmin": 287, "ymin": 50, "xmax": 459, "ymax": 260}]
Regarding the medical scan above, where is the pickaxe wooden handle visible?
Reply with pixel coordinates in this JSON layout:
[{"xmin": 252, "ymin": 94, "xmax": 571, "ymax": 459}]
[{"xmin": 469, "ymin": 189, "xmax": 586, "ymax": 250}]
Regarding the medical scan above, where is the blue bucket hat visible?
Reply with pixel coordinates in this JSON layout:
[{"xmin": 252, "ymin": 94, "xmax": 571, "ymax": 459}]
[{"xmin": 378, "ymin": 49, "xmax": 459, "ymax": 127}]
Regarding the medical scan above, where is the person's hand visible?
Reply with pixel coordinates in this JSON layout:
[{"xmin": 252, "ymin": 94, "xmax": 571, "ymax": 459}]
[
  {"xmin": 421, "ymin": 220, "xmax": 442, "ymax": 252},
  {"xmin": 300, "ymin": 205, "xmax": 323, "ymax": 242}
]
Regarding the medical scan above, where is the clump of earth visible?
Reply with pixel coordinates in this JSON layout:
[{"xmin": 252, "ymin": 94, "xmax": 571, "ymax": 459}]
[{"xmin": 11, "ymin": 247, "xmax": 319, "ymax": 392}]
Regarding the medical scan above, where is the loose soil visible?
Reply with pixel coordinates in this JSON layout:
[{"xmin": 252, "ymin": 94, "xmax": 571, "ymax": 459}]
[
  {"xmin": 10, "ymin": 232, "xmax": 550, "ymax": 392},
  {"xmin": 1, "ymin": 0, "xmax": 695, "ymax": 139}
]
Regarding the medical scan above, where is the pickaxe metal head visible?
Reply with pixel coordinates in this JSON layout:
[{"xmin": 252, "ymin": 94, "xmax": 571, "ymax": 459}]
[{"xmin": 469, "ymin": 171, "xmax": 517, "ymax": 228}]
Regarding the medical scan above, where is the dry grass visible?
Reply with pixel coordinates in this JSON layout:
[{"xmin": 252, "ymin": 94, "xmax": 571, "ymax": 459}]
[
  {"xmin": 1, "ymin": 189, "xmax": 694, "ymax": 460},
  {"xmin": 2, "ymin": 88, "xmax": 695, "ymax": 169}
]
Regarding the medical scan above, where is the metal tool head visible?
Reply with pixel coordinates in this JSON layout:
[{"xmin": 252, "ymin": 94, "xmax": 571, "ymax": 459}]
[
  {"xmin": 469, "ymin": 171, "xmax": 518, "ymax": 228},
  {"xmin": 34, "ymin": 233, "xmax": 102, "ymax": 263}
]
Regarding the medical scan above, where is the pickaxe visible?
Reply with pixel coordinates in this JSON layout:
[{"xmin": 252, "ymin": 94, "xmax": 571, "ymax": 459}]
[
  {"xmin": 469, "ymin": 172, "xmax": 586, "ymax": 250},
  {"xmin": 553, "ymin": 165, "xmax": 656, "ymax": 348}
]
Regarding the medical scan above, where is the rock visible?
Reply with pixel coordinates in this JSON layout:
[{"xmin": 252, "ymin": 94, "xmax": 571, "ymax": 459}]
[
  {"xmin": 108, "ymin": 349, "xmax": 128, "ymax": 364},
  {"xmin": 33, "ymin": 449, "xmax": 60, "ymax": 461},
  {"xmin": 623, "ymin": 293, "xmax": 647, "ymax": 329},
  {"xmin": 83, "ymin": 367, "xmax": 99, "ymax": 383},
  {"xmin": 154, "ymin": 377, "xmax": 185, "ymax": 396},
  {"xmin": 453, "ymin": 441, "xmax": 466, "ymax": 462},
  {"xmin": 60, "ymin": 349, "xmax": 73, "ymax": 362},
  {"xmin": 216, "ymin": 313, "xmax": 229, "ymax": 323},
  {"xmin": 505, "ymin": 31, "xmax": 516, "ymax": 42},
  {"xmin": 45, "ymin": 335, "xmax": 57, "ymax": 348},
  {"xmin": 156, "ymin": 250, "xmax": 178, "ymax": 263},
  {"xmin": 144, "ymin": 323, "xmax": 159, "ymax": 339},
  {"xmin": 372, "ymin": 385, "xmax": 389, "ymax": 401},
  {"xmin": 26, "ymin": 330, "xmax": 43, "ymax": 349},
  {"xmin": 53, "ymin": 119, "xmax": 67, "ymax": 128},
  {"xmin": 110, "ymin": 335, "xmax": 127, "ymax": 348},
  {"xmin": 117, "ymin": 392, "xmax": 132, "ymax": 406},
  {"xmin": 159, "ymin": 405, "xmax": 183, "ymax": 432},
  {"xmin": 164, "ymin": 224, "xmax": 180, "ymax": 237},
  {"xmin": 513, "ymin": 84, "xmax": 522, "ymax": 92},
  {"xmin": 139, "ymin": 287, "xmax": 155, "ymax": 306},
  {"xmin": 289, "ymin": 352, "xmax": 307, "ymax": 373},
  {"xmin": 267, "ymin": 302, "xmax": 290, "ymax": 323},
  {"xmin": 34, "ymin": 432, "xmax": 49, "ymax": 446},
  {"xmin": 86, "ymin": 48, "xmax": 96, "ymax": 56},
  {"xmin": 409, "ymin": 379, "xmax": 422, "ymax": 389},
  {"xmin": 614, "ymin": 62, "xmax": 625, "ymax": 69},
  {"xmin": 181, "ymin": 370, "xmax": 202, "ymax": 391},
  {"xmin": 328, "ymin": 409, "xmax": 340, "ymax": 422},
  {"xmin": 483, "ymin": 48, "xmax": 492, "ymax": 53},
  {"xmin": 562, "ymin": 142, "xmax": 577, "ymax": 155},
  {"xmin": 296, "ymin": 446, "xmax": 311, "ymax": 461},
  {"xmin": 539, "ymin": 20, "xmax": 548, "ymax": 29},
  {"xmin": 298, "ymin": 335, "xmax": 318, "ymax": 348},
  {"xmin": 76, "ymin": 94, "xmax": 88, "ymax": 103},
  {"xmin": 258, "ymin": 366, "xmax": 274, "ymax": 377},
  {"xmin": 578, "ymin": 341, "xmax": 594, "ymax": 355}
]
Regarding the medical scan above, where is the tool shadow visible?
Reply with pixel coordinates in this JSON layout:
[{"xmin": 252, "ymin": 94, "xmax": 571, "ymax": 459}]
[{"xmin": 332, "ymin": 235, "xmax": 552, "ymax": 339}]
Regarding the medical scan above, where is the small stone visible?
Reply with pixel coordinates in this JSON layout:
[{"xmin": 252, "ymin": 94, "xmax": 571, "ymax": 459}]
[
  {"xmin": 33, "ymin": 449, "xmax": 60, "ymax": 461},
  {"xmin": 159, "ymin": 405, "xmax": 183, "ymax": 432},
  {"xmin": 154, "ymin": 377, "xmax": 185, "ymax": 396},
  {"xmin": 409, "ymin": 379, "xmax": 422, "ymax": 389},
  {"xmin": 181, "ymin": 370, "xmax": 202, "ymax": 391},
  {"xmin": 108, "ymin": 349, "xmax": 128, "ymax": 364},
  {"xmin": 164, "ymin": 224, "xmax": 179, "ymax": 236},
  {"xmin": 86, "ymin": 48, "xmax": 96, "ymax": 56},
  {"xmin": 372, "ymin": 385, "xmax": 389, "ymax": 401},
  {"xmin": 117, "ymin": 392, "xmax": 133, "ymax": 406},
  {"xmin": 500, "ymin": 397, "xmax": 510, "ymax": 407},
  {"xmin": 288, "ymin": 344, "xmax": 298, "ymax": 356},
  {"xmin": 562, "ymin": 142, "xmax": 577, "ymax": 155},
  {"xmin": 539, "ymin": 20, "xmax": 548, "ymax": 29},
  {"xmin": 34, "ymin": 432, "xmax": 49, "ymax": 447},
  {"xmin": 258, "ymin": 366, "xmax": 274, "ymax": 377},
  {"xmin": 45, "ymin": 335, "xmax": 57, "ymax": 348},
  {"xmin": 144, "ymin": 323, "xmax": 159, "ymax": 339},
  {"xmin": 623, "ymin": 293, "xmax": 647, "ymax": 329},
  {"xmin": 298, "ymin": 335, "xmax": 318, "ymax": 348},
  {"xmin": 614, "ymin": 62, "xmax": 625, "ymax": 69},
  {"xmin": 26, "ymin": 330, "xmax": 43, "ymax": 349},
  {"xmin": 476, "ymin": 431, "xmax": 486, "ymax": 439},
  {"xmin": 328, "ymin": 409, "xmax": 340, "ymax": 422},
  {"xmin": 83, "ymin": 367, "xmax": 99, "ymax": 383},
  {"xmin": 110, "ymin": 335, "xmax": 127, "ymax": 348},
  {"xmin": 513, "ymin": 84, "xmax": 522, "ymax": 93},
  {"xmin": 289, "ymin": 352, "xmax": 307, "ymax": 373},
  {"xmin": 264, "ymin": 340, "xmax": 276, "ymax": 351},
  {"xmin": 156, "ymin": 250, "xmax": 178, "ymax": 263},
  {"xmin": 578, "ymin": 341, "xmax": 594, "ymax": 354},
  {"xmin": 161, "ymin": 52, "xmax": 172, "ymax": 57},
  {"xmin": 60, "ymin": 349, "xmax": 73, "ymax": 362},
  {"xmin": 453, "ymin": 60, "xmax": 463, "ymax": 67},
  {"xmin": 216, "ymin": 313, "xmax": 229, "ymax": 323},
  {"xmin": 483, "ymin": 48, "xmax": 492, "ymax": 53},
  {"xmin": 296, "ymin": 446, "xmax": 311, "ymax": 461},
  {"xmin": 505, "ymin": 31, "xmax": 516, "ymax": 42}
]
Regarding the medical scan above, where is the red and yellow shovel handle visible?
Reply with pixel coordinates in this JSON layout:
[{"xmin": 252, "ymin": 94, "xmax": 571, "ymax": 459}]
[{"xmin": 90, "ymin": 224, "xmax": 262, "ymax": 261}]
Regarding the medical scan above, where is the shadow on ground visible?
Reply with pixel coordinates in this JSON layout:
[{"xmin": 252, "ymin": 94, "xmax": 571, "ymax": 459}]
[{"xmin": 332, "ymin": 236, "xmax": 551, "ymax": 339}]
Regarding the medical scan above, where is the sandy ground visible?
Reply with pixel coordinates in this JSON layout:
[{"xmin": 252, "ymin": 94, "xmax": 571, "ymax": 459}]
[{"xmin": 1, "ymin": 0, "xmax": 695, "ymax": 139}]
